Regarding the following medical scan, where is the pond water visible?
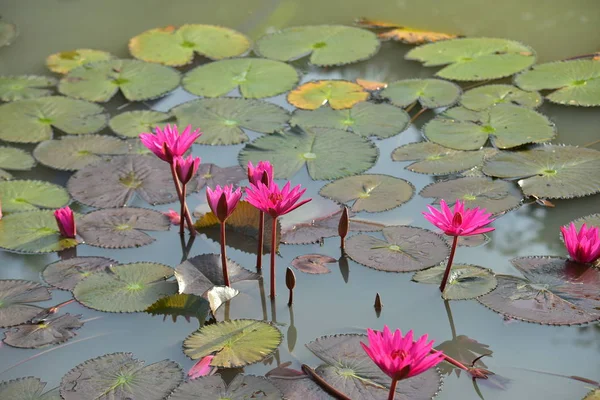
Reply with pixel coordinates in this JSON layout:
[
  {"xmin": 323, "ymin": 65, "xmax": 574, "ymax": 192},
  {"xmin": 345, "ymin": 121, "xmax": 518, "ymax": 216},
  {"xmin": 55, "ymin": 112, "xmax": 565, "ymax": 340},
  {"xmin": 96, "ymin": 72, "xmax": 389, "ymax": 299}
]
[{"xmin": 0, "ymin": 0, "xmax": 599, "ymax": 399}]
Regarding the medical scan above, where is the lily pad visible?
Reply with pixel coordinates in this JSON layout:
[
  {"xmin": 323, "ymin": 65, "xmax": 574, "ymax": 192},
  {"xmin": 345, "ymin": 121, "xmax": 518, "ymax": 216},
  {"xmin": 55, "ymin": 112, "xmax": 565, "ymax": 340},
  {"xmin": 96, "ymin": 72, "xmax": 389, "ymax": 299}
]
[
  {"xmin": 0, "ymin": 180, "xmax": 70, "ymax": 213},
  {"xmin": 287, "ymin": 80, "xmax": 369, "ymax": 110},
  {"xmin": 514, "ymin": 59, "xmax": 600, "ymax": 107},
  {"xmin": 290, "ymin": 102, "xmax": 410, "ymax": 138},
  {"xmin": 0, "ymin": 377, "xmax": 59, "ymax": 400},
  {"xmin": 460, "ymin": 84, "xmax": 542, "ymax": 111},
  {"xmin": 183, "ymin": 319, "xmax": 282, "ymax": 367},
  {"xmin": 42, "ymin": 256, "xmax": 116, "ymax": 291},
  {"xmin": 419, "ymin": 176, "xmax": 522, "ymax": 215},
  {"xmin": 109, "ymin": 110, "xmax": 173, "ymax": 138},
  {"xmin": 207, "ymin": 286, "xmax": 239, "ymax": 315},
  {"xmin": 3, "ymin": 313, "xmax": 83, "ymax": 348},
  {"xmin": 477, "ymin": 256, "xmax": 600, "ymax": 325},
  {"xmin": 412, "ymin": 264, "xmax": 497, "ymax": 300},
  {"xmin": 568, "ymin": 213, "xmax": 600, "ymax": 230},
  {"xmin": 170, "ymin": 374, "xmax": 282, "ymax": 400},
  {"xmin": 0, "ymin": 96, "xmax": 108, "ymax": 143},
  {"xmin": 256, "ymin": 25, "xmax": 379, "ymax": 66},
  {"xmin": 291, "ymin": 254, "xmax": 336, "ymax": 274},
  {"xmin": 0, "ymin": 280, "xmax": 52, "ymax": 328},
  {"xmin": 406, "ymin": 38, "xmax": 536, "ymax": 81},
  {"xmin": 46, "ymin": 49, "xmax": 115, "ymax": 74},
  {"xmin": 481, "ymin": 145, "xmax": 600, "ymax": 199},
  {"xmin": 33, "ymin": 135, "xmax": 129, "ymax": 171},
  {"xmin": 268, "ymin": 374, "xmax": 332, "ymax": 400},
  {"xmin": 78, "ymin": 208, "xmax": 170, "ymax": 249},
  {"xmin": 423, "ymin": 105, "xmax": 556, "ymax": 150},
  {"xmin": 356, "ymin": 18, "xmax": 458, "ymax": 44},
  {"xmin": 73, "ymin": 262, "xmax": 177, "ymax": 312},
  {"xmin": 0, "ymin": 21, "xmax": 17, "ymax": 47},
  {"xmin": 239, "ymin": 127, "xmax": 378, "ymax": 180},
  {"xmin": 195, "ymin": 163, "xmax": 247, "ymax": 190},
  {"xmin": 146, "ymin": 293, "xmax": 210, "ymax": 323},
  {"xmin": 60, "ymin": 352, "xmax": 183, "ymax": 400},
  {"xmin": 381, "ymin": 78, "xmax": 461, "ymax": 108},
  {"xmin": 0, "ymin": 76, "xmax": 57, "ymax": 102},
  {"xmin": 175, "ymin": 254, "xmax": 259, "ymax": 297},
  {"xmin": 129, "ymin": 24, "xmax": 251, "ymax": 66},
  {"xmin": 583, "ymin": 389, "xmax": 600, "ymax": 400},
  {"xmin": 183, "ymin": 58, "xmax": 299, "ymax": 98},
  {"xmin": 435, "ymin": 335, "xmax": 492, "ymax": 377},
  {"xmin": 0, "ymin": 147, "xmax": 36, "ymax": 179},
  {"xmin": 58, "ymin": 59, "xmax": 180, "ymax": 102},
  {"xmin": 392, "ymin": 142, "xmax": 492, "ymax": 175}
]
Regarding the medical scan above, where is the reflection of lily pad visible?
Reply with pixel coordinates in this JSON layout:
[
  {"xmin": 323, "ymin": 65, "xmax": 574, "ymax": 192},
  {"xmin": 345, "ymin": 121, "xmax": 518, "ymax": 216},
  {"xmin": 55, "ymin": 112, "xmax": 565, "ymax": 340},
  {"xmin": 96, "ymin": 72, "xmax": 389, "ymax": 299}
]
[
  {"xmin": 195, "ymin": 163, "xmax": 247, "ymax": 190},
  {"xmin": 0, "ymin": 21, "xmax": 17, "ymax": 47},
  {"xmin": 482, "ymin": 145, "xmax": 600, "ymax": 199},
  {"xmin": 291, "ymin": 254, "xmax": 336, "ymax": 274},
  {"xmin": 0, "ymin": 377, "xmax": 59, "ymax": 400},
  {"xmin": 239, "ymin": 127, "xmax": 378, "ymax": 180},
  {"xmin": 256, "ymin": 25, "xmax": 379, "ymax": 66},
  {"xmin": 109, "ymin": 110, "xmax": 173, "ymax": 138},
  {"xmin": 171, "ymin": 98, "xmax": 290, "ymax": 145},
  {"xmin": 3, "ymin": 313, "xmax": 83, "ymax": 348},
  {"xmin": 0, "ymin": 280, "xmax": 52, "ymax": 328},
  {"xmin": 392, "ymin": 142, "xmax": 492, "ymax": 175},
  {"xmin": 46, "ymin": 49, "xmax": 115, "ymax": 74},
  {"xmin": 0, "ymin": 146, "xmax": 36, "ymax": 180},
  {"xmin": 42, "ymin": 256, "xmax": 116, "ymax": 291},
  {"xmin": 0, "ymin": 180, "xmax": 70, "ymax": 213},
  {"xmin": 183, "ymin": 58, "xmax": 299, "ymax": 99},
  {"xmin": 460, "ymin": 84, "xmax": 542, "ymax": 111},
  {"xmin": 477, "ymin": 256, "xmax": 600, "ymax": 325},
  {"xmin": 412, "ymin": 264, "xmax": 498, "ymax": 300},
  {"xmin": 183, "ymin": 319, "xmax": 282, "ymax": 367},
  {"xmin": 381, "ymin": 78, "xmax": 461, "ymax": 108},
  {"xmin": 287, "ymin": 80, "xmax": 369, "ymax": 110},
  {"xmin": 346, "ymin": 225, "xmax": 449, "ymax": 272},
  {"xmin": 0, "ymin": 75, "xmax": 57, "ymax": 102},
  {"xmin": 170, "ymin": 374, "xmax": 282, "ymax": 400},
  {"xmin": 320, "ymin": 174, "xmax": 414, "ymax": 212},
  {"xmin": 146, "ymin": 293, "xmax": 210, "ymax": 324}
]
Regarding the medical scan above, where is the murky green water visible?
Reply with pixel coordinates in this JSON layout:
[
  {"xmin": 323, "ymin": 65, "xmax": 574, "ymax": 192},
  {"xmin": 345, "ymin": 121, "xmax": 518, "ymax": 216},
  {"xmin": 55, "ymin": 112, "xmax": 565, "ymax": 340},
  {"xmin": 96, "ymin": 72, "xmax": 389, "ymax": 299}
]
[{"xmin": 1, "ymin": 0, "xmax": 599, "ymax": 399}]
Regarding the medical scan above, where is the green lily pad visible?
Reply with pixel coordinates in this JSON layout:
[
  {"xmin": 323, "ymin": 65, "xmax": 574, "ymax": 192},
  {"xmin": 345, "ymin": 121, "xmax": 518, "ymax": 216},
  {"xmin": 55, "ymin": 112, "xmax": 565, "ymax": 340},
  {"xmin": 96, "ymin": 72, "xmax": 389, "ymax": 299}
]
[
  {"xmin": 183, "ymin": 58, "xmax": 299, "ymax": 99},
  {"xmin": 287, "ymin": 80, "xmax": 369, "ymax": 110},
  {"xmin": 460, "ymin": 84, "xmax": 542, "ymax": 110},
  {"xmin": 412, "ymin": 264, "xmax": 498, "ymax": 300},
  {"xmin": 569, "ymin": 213, "xmax": 600, "ymax": 230},
  {"xmin": 129, "ymin": 24, "xmax": 251, "ymax": 66},
  {"xmin": 109, "ymin": 110, "xmax": 173, "ymax": 138},
  {"xmin": 256, "ymin": 25, "xmax": 379, "ymax": 66},
  {"xmin": 146, "ymin": 293, "xmax": 210, "ymax": 324},
  {"xmin": 171, "ymin": 98, "xmax": 290, "ymax": 145},
  {"xmin": 60, "ymin": 352, "xmax": 183, "ymax": 400},
  {"xmin": 0, "ymin": 21, "xmax": 17, "ymax": 47},
  {"xmin": 0, "ymin": 377, "xmax": 59, "ymax": 400},
  {"xmin": 514, "ymin": 59, "xmax": 600, "ymax": 107},
  {"xmin": 183, "ymin": 319, "xmax": 282, "ymax": 367},
  {"xmin": 73, "ymin": 262, "xmax": 177, "ymax": 312},
  {"xmin": 0, "ymin": 96, "xmax": 108, "ymax": 143},
  {"xmin": 33, "ymin": 135, "xmax": 129, "ymax": 171},
  {"xmin": 0, "ymin": 210, "xmax": 79, "ymax": 253},
  {"xmin": 290, "ymin": 102, "xmax": 410, "ymax": 138},
  {"xmin": 406, "ymin": 38, "xmax": 536, "ymax": 81},
  {"xmin": 170, "ymin": 374, "xmax": 282, "ymax": 400},
  {"xmin": 423, "ymin": 105, "xmax": 556, "ymax": 150},
  {"xmin": 46, "ymin": 49, "xmax": 115, "ymax": 74},
  {"xmin": 320, "ymin": 174, "xmax": 414, "ymax": 212},
  {"xmin": 58, "ymin": 59, "xmax": 180, "ymax": 102},
  {"xmin": 0, "ymin": 146, "xmax": 36, "ymax": 180},
  {"xmin": 419, "ymin": 176, "xmax": 522, "ymax": 215},
  {"xmin": 482, "ymin": 145, "xmax": 600, "ymax": 199},
  {"xmin": 43, "ymin": 256, "xmax": 117, "ymax": 291},
  {"xmin": 0, "ymin": 180, "xmax": 70, "ymax": 213},
  {"xmin": 3, "ymin": 313, "xmax": 83, "ymax": 348},
  {"xmin": 0, "ymin": 280, "xmax": 52, "ymax": 328},
  {"xmin": 238, "ymin": 127, "xmax": 378, "ymax": 180},
  {"xmin": 345, "ymin": 225, "xmax": 450, "ymax": 272},
  {"xmin": 0, "ymin": 76, "xmax": 57, "ymax": 102},
  {"xmin": 381, "ymin": 78, "xmax": 461, "ymax": 108}
]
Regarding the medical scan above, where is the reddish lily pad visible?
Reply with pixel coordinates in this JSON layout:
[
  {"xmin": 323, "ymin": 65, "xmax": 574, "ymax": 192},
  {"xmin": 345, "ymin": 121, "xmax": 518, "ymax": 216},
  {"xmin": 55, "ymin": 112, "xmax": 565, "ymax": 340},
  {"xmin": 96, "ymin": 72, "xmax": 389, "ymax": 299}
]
[
  {"xmin": 3, "ymin": 313, "xmax": 83, "ymax": 348},
  {"xmin": 196, "ymin": 163, "xmax": 246, "ymax": 190},
  {"xmin": 42, "ymin": 256, "xmax": 117, "ymax": 291},
  {"xmin": 0, "ymin": 280, "xmax": 52, "ymax": 328},
  {"xmin": 291, "ymin": 254, "xmax": 336, "ymax": 274}
]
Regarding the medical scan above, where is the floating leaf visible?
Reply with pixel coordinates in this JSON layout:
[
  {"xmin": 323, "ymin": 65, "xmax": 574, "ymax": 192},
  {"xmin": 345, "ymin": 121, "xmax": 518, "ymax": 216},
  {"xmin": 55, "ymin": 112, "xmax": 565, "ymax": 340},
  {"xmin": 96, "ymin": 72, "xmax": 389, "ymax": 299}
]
[
  {"xmin": 568, "ymin": 213, "xmax": 600, "ymax": 230},
  {"xmin": 129, "ymin": 24, "xmax": 251, "ymax": 66},
  {"xmin": 0, "ymin": 377, "xmax": 59, "ymax": 400},
  {"xmin": 514, "ymin": 59, "xmax": 600, "ymax": 107},
  {"xmin": 0, "ymin": 146, "xmax": 36, "ymax": 178},
  {"xmin": 42, "ymin": 256, "xmax": 116, "ymax": 291},
  {"xmin": 67, "ymin": 155, "xmax": 182, "ymax": 208},
  {"xmin": 0, "ymin": 21, "xmax": 17, "ymax": 47},
  {"xmin": 583, "ymin": 389, "xmax": 600, "ymax": 400},
  {"xmin": 146, "ymin": 293, "xmax": 210, "ymax": 323},
  {"xmin": 256, "ymin": 25, "xmax": 379, "ymax": 66},
  {"xmin": 0, "ymin": 76, "xmax": 57, "ymax": 102},
  {"xmin": 477, "ymin": 256, "xmax": 600, "ymax": 325},
  {"xmin": 60, "ymin": 352, "xmax": 183, "ymax": 400},
  {"xmin": 3, "ymin": 313, "xmax": 83, "ymax": 348},
  {"xmin": 320, "ymin": 174, "xmax": 414, "ymax": 212},
  {"xmin": 73, "ymin": 262, "xmax": 177, "ymax": 312},
  {"xmin": 290, "ymin": 102, "xmax": 409, "ymax": 138},
  {"xmin": 356, "ymin": 78, "xmax": 387, "ymax": 91},
  {"xmin": 183, "ymin": 319, "xmax": 282, "ymax": 367},
  {"xmin": 183, "ymin": 58, "xmax": 299, "ymax": 99},
  {"xmin": 419, "ymin": 176, "xmax": 522, "ymax": 215},
  {"xmin": 412, "ymin": 264, "xmax": 497, "ymax": 300},
  {"xmin": 33, "ymin": 135, "xmax": 129, "ymax": 171},
  {"xmin": 482, "ymin": 145, "xmax": 600, "ymax": 199},
  {"xmin": 450, "ymin": 234, "xmax": 490, "ymax": 248},
  {"xmin": 268, "ymin": 374, "xmax": 332, "ymax": 400},
  {"xmin": 291, "ymin": 254, "xmax": 336, "ymax": 274},
  {"xmin": 175, "ymin": 254, "xmax": 259, "ymax": 297},
  {"xmin": 207, "ymin": 286, "xmax": 239, "ymax": 315},
  {"xmin": 406, "ymin": 38, "xmax": 536, "ymax": 81},
  {"xmin": 109, "ymin": 110, "xmax": 173, "ymax": 138},
  {"xmin": 239, "ymin": 127, "xmax": 378, "ymax": 180},
  {"xmin": 0, "ymin": 280, "xmax": 52, "ymax": 328},
  {"xmin": 435, "ymin": 335, "xmax": 492, "ymax": 377},
  {"xmin": 0, "ymin": 96, "xmax": 108, "ymax": 143},
  {"xmin": 345, "ymin": 225, "xmax": 449, "ymax": 272},
  {"xmin": 170, "ymin": 374, "xmax": 282, "ymax": 400},
  {"xmin": 460, "ymin": 84, "xmax": 542, "ymax": 111},
  {"xmin": 381, "ymin": 78, "xmax": 461, "ymax": 108},
  {"xmin": 46, "ymin": 49, "xmax": 115, "ymax": 74},
  {"xmin": 423, "ymin": 105, "xmax": 556, "ymax": 150},
  {"xmin": 195, "ymin": 163, "xmax": 247, "ymax": 190},
  {"xmin": 287, "ymin": 80, "xmax": 369, "ymax": 110},
  {"xmin": 58, "ymin": 59, "xmax": 180, "ymax": 102},
  {"xmin": 78, "ymin": 208, "xmax": 170, "ymax": 249},
  {"xmin": 356, "ymin": 18, "xmax": 458, "ymax": 44},
  {"xmin": 0, "ymin": 180, "xmax": 69, "ymax": 213},
  {"xmin": 392, "ymin": 142, "xmax": 492, "ymax": 175}
]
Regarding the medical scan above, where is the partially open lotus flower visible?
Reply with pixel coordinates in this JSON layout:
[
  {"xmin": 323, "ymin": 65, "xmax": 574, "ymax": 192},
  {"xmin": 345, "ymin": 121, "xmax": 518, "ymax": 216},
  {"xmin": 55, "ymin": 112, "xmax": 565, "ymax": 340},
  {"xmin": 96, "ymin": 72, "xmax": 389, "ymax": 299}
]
[
  {"xmin": 174, "ymin": 155, "xmax": 201, "ymax": 185},
  {"xmin": 206, "ymin": 185, "xmax": 243, "ymax": 224},
  {"xmin": 560, "ymin": 222, "xmax": 600, "ymax": 264},
  {"xmin": 139, "ymin": 124, "xmax": 201, "ymax": 164},
  {"xmin": 54, "ymin": 206, "xmax": 76, "ymax": 239},
  {"xmin": 247, "ymin": 160, "xmax": 274, "ymax": 187}
]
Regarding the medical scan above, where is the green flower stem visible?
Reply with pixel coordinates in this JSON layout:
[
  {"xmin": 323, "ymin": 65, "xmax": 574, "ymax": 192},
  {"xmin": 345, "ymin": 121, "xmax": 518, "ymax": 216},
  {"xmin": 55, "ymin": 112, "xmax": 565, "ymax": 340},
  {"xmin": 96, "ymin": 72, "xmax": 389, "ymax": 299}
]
[
  {"xmin": 169, "ymin": 162, "xmax": 195, "ymax": 236},
  {"xmin": 387, "ymin": 378, "xmax": 398, "ymax": 400},
  {"xmin": 270, "ymin": 216, "xmax": 278, "ymax": 298},
  {"xmin": 220, "ymin": 221, "xmax": 231, "ymax": 287},
  {"xmin": 439, "ymin": 235, "xmax": 459, "ymax": 293},
  {"xmin": 256, "ymin": 211, "xmax": 264, "ymax": 271}
]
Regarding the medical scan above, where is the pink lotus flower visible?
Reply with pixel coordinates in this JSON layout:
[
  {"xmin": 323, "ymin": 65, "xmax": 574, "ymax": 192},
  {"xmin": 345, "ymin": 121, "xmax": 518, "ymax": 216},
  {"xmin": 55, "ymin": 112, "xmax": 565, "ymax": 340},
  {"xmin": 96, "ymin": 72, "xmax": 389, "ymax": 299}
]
[
  {"xmin": 164, "ymin": 209, "xmax": 181, "ymax": 225},
  {"xmin": 245, "ymin": 181, "xmax": 311, "ymax": 219},
  {"xmin": 188, "ymin": 355, "xmax": 215, "ymax": 380},
  {"xmin": 174, "ymin": 155, "xmax": 201, "ymax": 185},
  {"xmin": 561, "ymin": 222, "xmax": 600, "ymax": 264},
  {"xmin": 247, "ymin": 161, "xmax": 274, "ymax": 187},
  {"xmin": 206, "ymin": 185, "xmax": 243, "ymax": 223},
  {"xmin": 139, "ymin": 124, "xmax": 201, "ymax": 164},
  {"xmin": 423, "ymin": 199, "xmax": 495, "ymax": 237},
  {"xmin": 54, "ymin": 206, "xmax": 76, "ymax": 238}
]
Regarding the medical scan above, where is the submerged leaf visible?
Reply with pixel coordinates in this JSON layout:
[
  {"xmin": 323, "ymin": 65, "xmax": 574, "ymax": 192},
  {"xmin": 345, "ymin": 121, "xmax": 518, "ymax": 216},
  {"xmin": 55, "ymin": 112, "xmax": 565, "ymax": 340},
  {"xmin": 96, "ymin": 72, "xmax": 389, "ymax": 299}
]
[
  {"xmin": 0, "ymin": 280, "xmax": 52, "ymax": 328},
  {"xmin": 381, "ymin": 78, "xmax": 461, "ymax": 108},
  {"xmin": 0, "ymin": 377, "xmax": 59, "ymax": 400},
  {"xmin": 42, "ymin": 256, "xmax": 116, "ymax": 291},
  {"xmin": 287, "ymin": 80, "xmax": 369, "ymax": 110},
  {"xmin": 0, "ymin": 75, "xmax": 57, "ymax": 102},
  {"xmin": 412, "ymin": 264, "xmax": 497, "ymax": 300},
  {"xmin": 291, "ymin": 254, "xmax": 336, "ymax": 274},
  {"xmin": 195, "ymin": 163, "xmax": 247, "ymax": 190},
  {"xmin": 392, "ymin": 142, "xmax": 492, "ymax": 175},
  {"xmin": 109, "ymin": 110, "xmax": 173, "ymax": 138},
  {"xmin": 170, "ymin": 374, "xmax": 282, "ymax": 400},
  {"xmin": 46, "ymin": 49, "xmax": 114, "ymax": 74},
  {"xmin": 356, "ymin": 18, "xmax": 457, "ymax": 44},
  {"xmin": 3, "ymin": 313, "xmax": 83, "ymax": 348},
  {"xmin": 460, "ymin": 84, "xmax": 542, "ymax": 111},
  {"xmin": 0, "ymin": 180, "xmax": 70, "ymax": 213}
]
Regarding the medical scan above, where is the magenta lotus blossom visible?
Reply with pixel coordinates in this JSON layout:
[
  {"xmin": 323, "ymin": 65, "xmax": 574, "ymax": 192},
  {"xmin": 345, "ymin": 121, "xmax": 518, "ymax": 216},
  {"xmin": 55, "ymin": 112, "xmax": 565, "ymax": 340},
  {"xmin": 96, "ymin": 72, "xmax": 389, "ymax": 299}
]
[
  {"xmin": 175, "ymin": 155, "xmax": 201, "ymax": 185},
  {"xmin": 361, "ymin": 326, "xmax": 444, "ymax": 400},
  {"xmin": 188, "ymin": 355, "xmax": 215, "ymax": 380},
  {"xmin": 247, "ymin": 161, "xmax": 274, "ymax": 272},
  {"xmin": 561, "ymin": 223, "xmax": 600, "ymax": 264},
  {"xmin": 54, "ymin": 206, "xmax": 76, "ymax": 239},
  {"xmin": 139, "ymin": 124, "xmax": 201, "ymax": 164}
]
